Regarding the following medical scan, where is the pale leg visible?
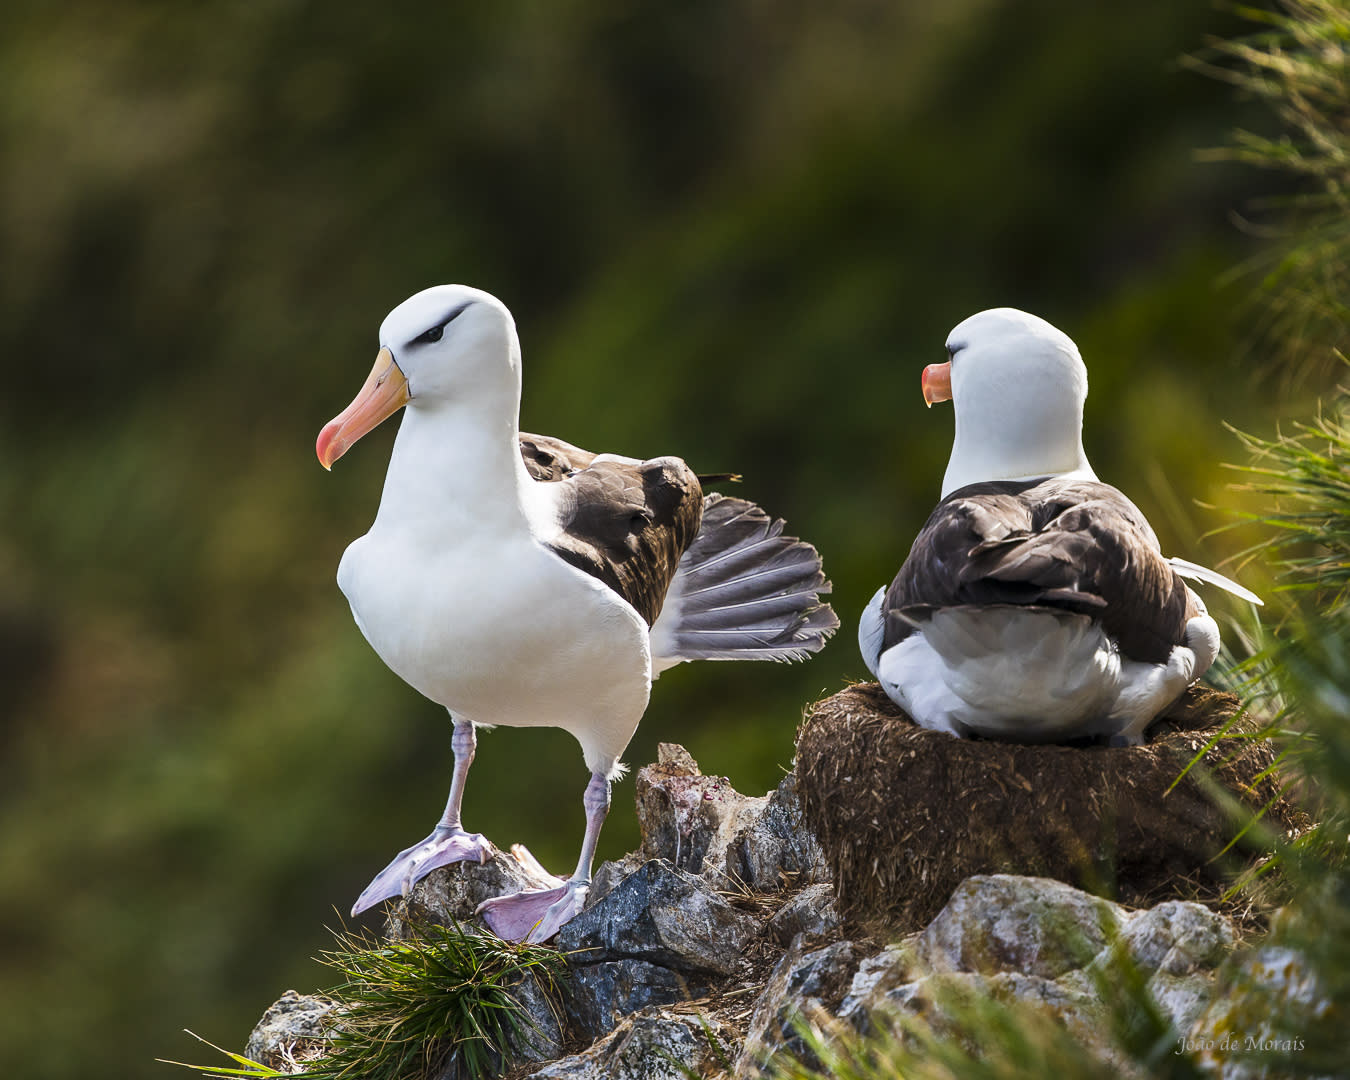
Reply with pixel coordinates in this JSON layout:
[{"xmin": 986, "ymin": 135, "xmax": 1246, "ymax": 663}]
[
  {"xmin": 476, "ymin": 772, "xmax": 610, "ymax": 943},
  {"xmin": 352, "ymin": 718, "xmax": 496, "ymax": 915}
]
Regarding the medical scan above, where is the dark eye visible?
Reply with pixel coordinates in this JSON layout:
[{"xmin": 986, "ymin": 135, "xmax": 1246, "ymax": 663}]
[{"xmin": 408, "ymin": 301, "xmax": 472, "ymax": 348}]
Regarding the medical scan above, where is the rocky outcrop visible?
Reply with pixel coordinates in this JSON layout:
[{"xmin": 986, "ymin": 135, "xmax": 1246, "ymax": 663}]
[
  {"xmin": 733, "ymin": 874, "xmax": 1240, "ymax": 1078},
  {"xmin": 246, "ymin": 730, "xmax": 1313, "ymax": 1079}
]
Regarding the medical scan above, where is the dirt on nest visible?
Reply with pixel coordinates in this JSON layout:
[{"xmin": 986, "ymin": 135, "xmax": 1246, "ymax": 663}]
[{"xmin": 795, "ymin": 682, "xmax": 1305, "ymax": 938}]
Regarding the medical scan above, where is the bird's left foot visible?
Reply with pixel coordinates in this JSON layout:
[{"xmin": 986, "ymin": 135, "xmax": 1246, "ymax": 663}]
[{"xmin": 475, "ymin": 879, "xmax": 589, "ymax": 944}]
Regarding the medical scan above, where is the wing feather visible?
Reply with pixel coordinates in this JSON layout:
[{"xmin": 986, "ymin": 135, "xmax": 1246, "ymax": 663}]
[
  {"xmin": 519, "ymin": 432, "xmax": 702, "ymax": 626},
  {"xmin": 883, "ymin": 477, "xmax": 1190, "ymax": 664}
]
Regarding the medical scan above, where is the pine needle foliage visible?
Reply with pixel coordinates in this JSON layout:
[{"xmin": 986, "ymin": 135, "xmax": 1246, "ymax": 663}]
[{"xmin": 167, "ymin": 921, "xmax": 565, "ymax": 1080}]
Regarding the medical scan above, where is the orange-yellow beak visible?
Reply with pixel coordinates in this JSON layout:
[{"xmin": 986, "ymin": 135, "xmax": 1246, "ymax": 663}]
[
  {"xmin": 316, "ymin": 347, "xmax": 410, "ymax": 470},
  {"xmin": 921, "ymin": 361, "xmax": 952, "ymax": 408}
]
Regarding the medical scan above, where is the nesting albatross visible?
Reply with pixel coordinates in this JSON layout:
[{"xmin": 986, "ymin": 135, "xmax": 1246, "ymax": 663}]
[
  {"xmin": 858, "ymin": 308, "xmax": 1259, "ymax": 746},
  {"xmin": 316, "ymin": 284, "xmax": 837, "ymax": 942}
]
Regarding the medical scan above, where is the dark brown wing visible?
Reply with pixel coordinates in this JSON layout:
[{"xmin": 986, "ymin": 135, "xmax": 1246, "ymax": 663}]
[
  {"xmin": 519, "ymin": 432, "xmax": 596, "ymax": 480},
  {"xmin": 883, "ymin": 477, "xmax": 1191, "ymax": 664},
  {"xmin": 518, "ymin": 433, "xmax": 703, "ymax": 626}
]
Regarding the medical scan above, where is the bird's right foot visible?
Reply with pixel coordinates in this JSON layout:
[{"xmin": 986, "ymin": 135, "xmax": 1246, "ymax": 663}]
[{"xmin": 351, "ymin": 825, "xmax": 496, "ymax": 916}]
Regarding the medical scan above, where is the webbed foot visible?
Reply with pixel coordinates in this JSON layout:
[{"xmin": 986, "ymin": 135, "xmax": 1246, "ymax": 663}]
[
  {"xmin": 352, "ymin": 825, "xmax": 495, "ymax": 916},
  {"xmin": 475, "ymin": 879, "xmax": 589, "ymax": 943}
]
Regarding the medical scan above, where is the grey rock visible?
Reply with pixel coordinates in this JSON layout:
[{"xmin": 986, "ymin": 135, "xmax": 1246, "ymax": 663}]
[
  {"xmin": 506, "ymin": 969, "xmax": 567, "ymax": 1064},
  {"xmin": 878, "ymin": 968, "xmax": 1108, "ymax": 1044},
  {"xmin": 635, "ymin": 743, "xmax": 749, "ymax": 877},
  {"xmin": 832, "ymin": 877, "xmax": 1239, "ymax": 1076},
  {"xmin": 1108, "ymin": 900, "xmax": 1236, "ymax": 976},
  {"xmin": 556, "ymin": 859, "xmax": 760, "ymax": 977},
  {"xmin": 385, "ymin": 845, "xmax": 564, "ymax": 938},
  {"xmin": 767, "ymin": 883, "xmax": 840, "ymax": 944},
  {"xmin": 1187, "ymin": 944, "xmax": 1333, "ymax": 1080},
  {"xmin": 973, "ymin": 970, "xmax": 1106, "ymax": 1041},
  {"xmin": 1072, "ymin": 899, "xmax": 1236, "ymax": 1040},
  {"xmin": 1146, "ymin": 971, "xmax": 1218, "ymax": 1036},
  {"xmin": 725, "ymin": 771, "xmax": 830, "ymax": 891},
  {"xmin": 244, "ymin": 990, "xmax": 335, "ymax": 1072},
  {"xmin": 590, "ymin": 851, "xmax": 645, "ymax": 904},
  {"xmin": 842, "ymin": 968, "xmax": 1115, "ymax": 1069},
  {"xmin": 521, "ymin": 1008, "xmax": 736, "ymax": 1080},
  {"xmin": 921, "ymin": 874, "xmax": 1126, "ymax": 980},
  {"xmin": 735, "ymin": 937, "xmax": 859, "ymax": 1078},
  {"xmin": 564, "ymin": 958, "xmax": 711, "ymax": 1042},
  {"xmin": 633, "ymin": 744, "xmax": 829, "ymax": 894},
  {"xmin": 839, "ymin": 945, "xmax": 1104, "ymax": 1047},
  {"xmin": 838, "ymin": 940, "xmax": 921, "ymax": 1028}
]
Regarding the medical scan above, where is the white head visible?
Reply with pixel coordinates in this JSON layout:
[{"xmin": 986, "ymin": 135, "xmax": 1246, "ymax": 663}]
[
  {"xmin": 317, "ymin": 284, "xmax": 521, "ymax": 468},
  {"xmin": 378, "ymin": 285, "xmax": 520, "ymax": 409},
  {"xmin": 922, "ymin": 307, "xmax": 1096, "ymax": 498}
]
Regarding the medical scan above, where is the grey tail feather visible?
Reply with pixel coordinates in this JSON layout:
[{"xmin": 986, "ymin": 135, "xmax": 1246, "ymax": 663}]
[{"xmin": 654, "ymin": 493, "xmax": 839, "ymax": 662}]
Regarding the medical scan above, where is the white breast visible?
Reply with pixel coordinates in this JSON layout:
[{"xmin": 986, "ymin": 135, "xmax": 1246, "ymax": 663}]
[{"xmin": 338, "ymin": 526, "xmax": 652, "ymax": 772}]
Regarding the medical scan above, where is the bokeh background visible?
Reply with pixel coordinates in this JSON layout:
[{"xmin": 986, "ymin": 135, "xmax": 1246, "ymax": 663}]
[{"xmin": 0, "ymin": 2, "xmax": 1300, "ymax": 1076}]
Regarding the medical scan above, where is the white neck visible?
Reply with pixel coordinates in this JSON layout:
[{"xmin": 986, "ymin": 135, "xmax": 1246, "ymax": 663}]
[
  {"xmin": 941, "ymin": 422, "xmax": 1096, "ymax": 498},
  {"xmin": 374, "ymin": 397, "xmax": 537, "ymax": 536},
  {"xmin": 939, "ymin": 367, "xmax": 1096, "ymax": 498}
]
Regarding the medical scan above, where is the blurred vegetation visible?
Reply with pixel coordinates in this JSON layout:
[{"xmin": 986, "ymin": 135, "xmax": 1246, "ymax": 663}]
[
  {"xmin": 0, "ymin": 1, "xmax": 1310, "ymax": 1077},
  {"xmin": 1187, "ymin": 0, "xmax": 1350, "ymax": 380}
]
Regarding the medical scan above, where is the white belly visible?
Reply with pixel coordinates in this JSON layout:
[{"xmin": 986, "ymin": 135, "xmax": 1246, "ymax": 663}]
[
  {"xmin": 876, "ymin": 606, "xmax": 1191, "ymax": 743},
  {"xmin": 338, "ymin": 528, "xmax": 651, "ymax": 773}
]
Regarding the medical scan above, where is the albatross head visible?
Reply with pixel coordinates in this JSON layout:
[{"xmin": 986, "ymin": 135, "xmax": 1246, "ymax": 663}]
[
  {"xmin": 316, "ymin": 284, "xmax": 520, "ymax": 469},
  {"xmin": 923, "ymin": 307, "xmax": 1096, "ymax": 498}
]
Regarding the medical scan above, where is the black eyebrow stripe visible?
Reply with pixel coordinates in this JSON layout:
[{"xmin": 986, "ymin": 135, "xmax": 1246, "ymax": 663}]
[
  {"xmin": 438, "ymin": 300, "xmax": 473, "ymax": 327},
  {"xmin": 407, "ymin": 300, "xmax": 474, "ymax": 347}
]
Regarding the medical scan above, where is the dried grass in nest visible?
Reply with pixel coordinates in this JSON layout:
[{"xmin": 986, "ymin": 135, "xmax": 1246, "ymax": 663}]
[{"xmin": 795, "ymin": 682, "xmax": 1302, "ymax": 938}]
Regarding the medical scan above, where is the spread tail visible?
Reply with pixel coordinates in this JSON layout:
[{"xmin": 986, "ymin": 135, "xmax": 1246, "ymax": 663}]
[{"xmin": 650, "ymin": 493, "xmax": 838, "ymax": 667}]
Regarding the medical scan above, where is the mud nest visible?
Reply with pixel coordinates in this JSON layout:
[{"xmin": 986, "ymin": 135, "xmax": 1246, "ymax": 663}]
[{"xmin": 795, "ymin": 682, "xmax": 1303, "ymax": 937}]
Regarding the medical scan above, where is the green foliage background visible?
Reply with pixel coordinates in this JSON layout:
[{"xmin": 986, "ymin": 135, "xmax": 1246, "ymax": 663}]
[{"xmin": 0, "ymin": 2, "xmax": 1300, "ymax": 1076}]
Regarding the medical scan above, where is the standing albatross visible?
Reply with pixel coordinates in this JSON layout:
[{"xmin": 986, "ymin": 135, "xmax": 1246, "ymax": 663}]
[
  {"xmin": 858, "ymin": 308, "xmax": 1260, "ymax": 746},
  {"xmin": 316, "ymin": 284, "xmax": 837, "ymax": 942}
]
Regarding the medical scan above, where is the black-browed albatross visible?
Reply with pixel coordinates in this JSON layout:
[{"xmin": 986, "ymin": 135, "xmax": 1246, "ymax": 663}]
[
  {"xmin": 316, "ymin": 284, "xmax": 837, "ymax": 942},
  {"xmin": 858, "ymin": 307, "xmax": 1260, "ymax": 746}
]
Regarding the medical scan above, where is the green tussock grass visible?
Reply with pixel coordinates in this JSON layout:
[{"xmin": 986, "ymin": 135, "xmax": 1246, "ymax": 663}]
[
  {"xmin": 163, "ymin": 920, "xmax": 565, "ymax": 1080},
  {"xmin": 1185, "ymin": 0, "xmax": 1350, "ymax": 378},
  {"xmin": 1225, "ymin": 386, "xmax": 1350, "ymax": 613}
]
